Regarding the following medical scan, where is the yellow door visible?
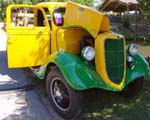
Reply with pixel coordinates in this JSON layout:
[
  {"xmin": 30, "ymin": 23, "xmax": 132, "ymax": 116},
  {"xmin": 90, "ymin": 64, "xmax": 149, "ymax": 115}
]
[{"xmin": 6, "ymin": 5, "xmax": 51, "ymax": 68}]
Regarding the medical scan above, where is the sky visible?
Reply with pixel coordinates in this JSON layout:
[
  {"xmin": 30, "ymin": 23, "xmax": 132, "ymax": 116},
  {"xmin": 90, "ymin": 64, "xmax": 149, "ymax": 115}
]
[{"xmin": 93, "ymin": 0, "xmax": 104, "ymax": 6}]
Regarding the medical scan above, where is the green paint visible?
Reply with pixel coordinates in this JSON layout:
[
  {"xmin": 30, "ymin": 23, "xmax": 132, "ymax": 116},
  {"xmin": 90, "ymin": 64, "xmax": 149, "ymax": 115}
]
[
  {"xmin": 55, "ymin": 52, "xmax": 117, "ymax": 91},
  {"xmin": 105, "ymin": 39, "xmax": 124, "ymax": 84},
  {"xmin": 30, "ymin": 63, "xmax": 48, "ymax": 79},
  {"xmin": 54, "ymin": 52, "xmax": 148, "ymax": 91},
  {"xmin": 32, "ymin": 51, "xmax": 148, "ymax": 92},
  {"xmin": 125, "ymin": 52, "xmax": 149, "ymax": 86}
]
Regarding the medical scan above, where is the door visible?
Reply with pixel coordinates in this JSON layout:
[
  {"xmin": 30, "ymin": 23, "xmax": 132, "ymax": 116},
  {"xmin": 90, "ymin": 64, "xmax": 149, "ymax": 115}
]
[{"xmin": 6, "ymin": 5, "xmax": 51, "ymax": 68}]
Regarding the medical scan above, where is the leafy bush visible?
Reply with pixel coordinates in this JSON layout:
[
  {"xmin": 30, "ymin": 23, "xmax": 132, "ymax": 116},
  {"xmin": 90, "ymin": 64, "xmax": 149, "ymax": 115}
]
[{"xmin": 121, "ymin": 16, "xmax": 130, "ymax": 28}]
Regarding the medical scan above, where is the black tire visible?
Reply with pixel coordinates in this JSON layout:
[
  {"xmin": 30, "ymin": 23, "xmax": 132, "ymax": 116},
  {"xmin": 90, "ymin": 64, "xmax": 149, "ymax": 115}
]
[
  {"xmin": 46, "ymin": 67, "xmax": 83, "ymax": 119},
  {"xmin": 118, "ymin": 77, "xmax": 144, "ymax": 98}
]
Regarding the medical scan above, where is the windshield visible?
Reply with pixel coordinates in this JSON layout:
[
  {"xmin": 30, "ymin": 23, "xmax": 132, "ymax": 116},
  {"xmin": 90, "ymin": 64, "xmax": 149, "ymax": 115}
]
[{"xmin": 53, "ymin": 8, "xmax": 65, "ymax": 26}]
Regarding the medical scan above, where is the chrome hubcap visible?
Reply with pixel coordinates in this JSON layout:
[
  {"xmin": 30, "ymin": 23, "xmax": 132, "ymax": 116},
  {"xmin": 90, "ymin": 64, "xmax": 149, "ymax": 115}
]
[{"xmin": 50, "ymin": 78, "xmax": 71, "ymax": 111}]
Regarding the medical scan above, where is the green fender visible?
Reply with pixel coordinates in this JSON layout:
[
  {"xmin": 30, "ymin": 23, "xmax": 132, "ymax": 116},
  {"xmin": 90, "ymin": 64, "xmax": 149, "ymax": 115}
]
[
  {"xmin": 125, "ymin": 52, "xmax": 149, "ymax": 86},
  {"xmin": 32, "ymin": 51, "xmax": 149, "ymax": 92},
  {"xmin": 31, "ymin": 52, "xmax": 116, "ymax": 91},
  {"xmin": 54, "ymin": 52, "xmax": 117, "ymax": 91}
]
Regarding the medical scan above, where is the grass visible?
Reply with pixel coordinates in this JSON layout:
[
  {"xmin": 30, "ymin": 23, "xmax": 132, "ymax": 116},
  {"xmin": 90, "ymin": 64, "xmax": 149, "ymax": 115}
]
[{"xmin": 82, "ymin": 79, "xmax": 150, "ymax": 120}]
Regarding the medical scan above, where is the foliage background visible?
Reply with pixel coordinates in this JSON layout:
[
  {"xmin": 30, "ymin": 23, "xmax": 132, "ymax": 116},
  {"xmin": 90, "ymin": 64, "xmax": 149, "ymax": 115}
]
[
  {"xmin": 137, "ymin": 0, "xmax": 150, "ymax": 23},
  {"xmin": 1, "ymin": 0, "xmax": 150, "ymax": 20},
  {"xmin": 0, "ymin": 0, "xmax": 94, "ymax": 20}
]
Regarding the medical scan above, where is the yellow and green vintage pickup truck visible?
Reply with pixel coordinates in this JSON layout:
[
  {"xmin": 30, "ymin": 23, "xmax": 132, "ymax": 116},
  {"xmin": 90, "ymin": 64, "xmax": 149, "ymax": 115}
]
[{"xmin": 6, "ymin": 1, "xmax": 149, "ymax": 119}]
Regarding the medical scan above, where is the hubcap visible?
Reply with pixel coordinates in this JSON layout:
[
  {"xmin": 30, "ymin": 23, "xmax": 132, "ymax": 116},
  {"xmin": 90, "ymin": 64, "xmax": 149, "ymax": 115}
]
[{"xmin": 50, "ymin": 77, "xmax": 71, "ymax": 111}]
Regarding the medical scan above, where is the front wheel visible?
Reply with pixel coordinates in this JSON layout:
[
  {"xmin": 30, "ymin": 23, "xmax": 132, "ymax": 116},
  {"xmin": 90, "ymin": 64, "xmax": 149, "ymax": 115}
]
[
  {"xmin": 46, "ymin": 68, "xmax": 83, "ymax": 119},
  {"xmin": 118, "ymin": 77, "xmax": 144, "ymax": 98}
]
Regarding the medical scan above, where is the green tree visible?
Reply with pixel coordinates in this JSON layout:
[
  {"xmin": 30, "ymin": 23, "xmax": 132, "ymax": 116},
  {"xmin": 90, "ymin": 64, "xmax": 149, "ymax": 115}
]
[
  {"xmin": 51, "ymin": 0, "xmax": 94, "ymax": 6},
  {"xmin": 0, "ymin": 0, "xmax": 95, "ymax": 20},
  {"xmin": 137, "ymin": 0, "xmax": 150, "ymax": 14},
  {"xmin": 51, "ymin": 0, "xmax": 67, "ymax": 2},
  {"xmin": 72, "ymin": 0, "xmax": 93, "ymax": 6},
  {"xmin": 137, "ymin": 0, "xmax": 150, "ymax": 22},
  {"xmin": 0, "ymin": 0, "xmax": 41, "ymax": 20},
  {"xmin": 0, "ymin": 0, "xmax": 13, "ymax": 20}
]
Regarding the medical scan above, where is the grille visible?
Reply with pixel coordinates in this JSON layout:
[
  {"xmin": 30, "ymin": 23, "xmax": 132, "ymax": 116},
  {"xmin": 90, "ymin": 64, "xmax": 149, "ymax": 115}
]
[{"xmin": 104, "ymin": 39, "xmax": 124, "ymax": 84}]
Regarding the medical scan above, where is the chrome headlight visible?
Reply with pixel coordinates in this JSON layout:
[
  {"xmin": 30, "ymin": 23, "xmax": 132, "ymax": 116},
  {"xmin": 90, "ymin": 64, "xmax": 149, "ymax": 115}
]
[
  {"xmin": 81, "ymin": 46, "xmax": 95, "ymax": 61},
  {"xmin": 129, "ymin": 44, "xmax": 138, "ymax": 56},
  {"xmin": 127, "ymin": 56, "xmax": 134, "ymax": 62}
]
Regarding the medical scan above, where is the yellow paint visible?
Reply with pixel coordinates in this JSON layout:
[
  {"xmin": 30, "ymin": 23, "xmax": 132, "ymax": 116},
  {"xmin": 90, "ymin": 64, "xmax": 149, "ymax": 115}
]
[
  {"xmin": 6, "ymin": 5, "xmax": 50, "ymax": 68},
  {"xmin": 57, "ymin": 28, "xmax": 88, "ymax": 53},
  {"xmin": 6, "ymin": 2, "xmax": 127, "ymax": 90},
  {"xmin": 64, "ymin": 1, "xmax": 110, "ymax": 38},
  {"xmin": 7, "ymin": 27, "xmax": 50, "ymax": 68},
  {"xmin": 6, "ymin": 2, "xmax": 110, "ymax": 68},
  {"xmin": 95, "ymin": 32, "xmax": 126, "ymax": 90},
  {"xmin": 6, "ymin": 3, "xmax": 67, "ymax": 68},
  {"xmin": 37, "ymin": 2, "xmax": 67, "ymax": 54}
]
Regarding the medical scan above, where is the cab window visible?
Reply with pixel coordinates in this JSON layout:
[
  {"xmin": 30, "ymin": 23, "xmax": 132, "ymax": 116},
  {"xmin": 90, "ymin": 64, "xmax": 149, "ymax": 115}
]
[
  {"xmin": 11, "ymin": 8, "xmax": 34, "ymax": 27},
  {"xmin": 10, "ymin": 7, "xmax": 48, "ymax": 27},
  {"xmin": 53, "ymin": 8, "xmax": 65, "ymax": 26}
]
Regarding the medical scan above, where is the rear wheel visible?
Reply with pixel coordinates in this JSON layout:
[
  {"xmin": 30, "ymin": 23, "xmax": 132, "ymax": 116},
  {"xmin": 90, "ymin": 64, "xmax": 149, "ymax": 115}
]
[
  {"xmin": 118, "ymin": 77, "xmax": 144, "ymax": 98},
  {"xmin": 46, "ymin": 68, "xmax": 83, "ymax": 119}
]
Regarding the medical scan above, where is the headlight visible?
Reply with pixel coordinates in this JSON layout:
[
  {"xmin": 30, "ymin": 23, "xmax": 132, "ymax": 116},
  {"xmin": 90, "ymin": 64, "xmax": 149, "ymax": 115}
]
[
  {"xmin": 81, "ymin": 46, "xmax": 95, "ymax": 61},
  {"xmin": 127, "ymin": 56, "xmax": 134, "ymax": 62},
  {"xmin": 129, "ymin": 44, "xmax": 138, "ymax": 56}
]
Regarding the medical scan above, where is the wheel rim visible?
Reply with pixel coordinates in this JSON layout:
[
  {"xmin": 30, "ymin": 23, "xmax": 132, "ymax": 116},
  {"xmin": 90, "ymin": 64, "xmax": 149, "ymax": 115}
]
[{"xmin": 50, "ymin": 77, "xmax": 71, "ymax": 111}]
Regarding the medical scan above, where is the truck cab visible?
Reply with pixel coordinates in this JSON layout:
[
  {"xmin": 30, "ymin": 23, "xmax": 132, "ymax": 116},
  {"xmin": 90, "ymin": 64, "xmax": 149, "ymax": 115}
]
[
  {"xmin": 6, "ymin": 2, "xmax": 67, "ymax": 67},
  {"xmin": 6, "ymin": 1, "xmax": 149, "ymax": 119}
]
